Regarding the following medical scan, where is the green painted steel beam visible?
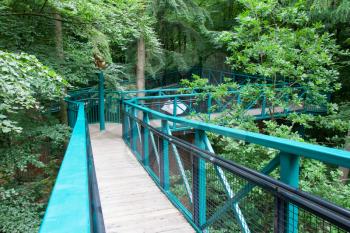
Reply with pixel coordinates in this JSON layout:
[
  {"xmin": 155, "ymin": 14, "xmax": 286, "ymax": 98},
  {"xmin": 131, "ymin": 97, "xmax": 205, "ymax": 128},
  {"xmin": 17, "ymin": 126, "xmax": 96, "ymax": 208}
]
[
  {"xmin": 150, "ymin": 131, "xmax": 160, "ymax": 173},
  {"xmin": 131, "ymin": 107, "xmax": 138, "ymax": 155},
  {"xmin": 143, "ymin": 113, "xmax": 150, "ymax": 167},
  {"xmin": 125, "ymin": 101, "xmax": 350, "ymax": 168},
  {"xmin": 39, "ymin": 103, "xmax": 91, "ymax": 233},
  {"xmin": 202, "ymin": 154, "xmax": 280, "ymax": 229},
  {"xmin": 98, "ymin": 71, "xmax": 105, "ymax": 131},
  {"xmin": 280, "ymin": 152, "xmax": 300, "ymax": 233},
  {"xmin": 194, "ymin": 129, "xmax": 207, "ymax": 227},
  {"xmin": 166, "ymin": 125, "xmax": 193, "ymax": 204},
  {"xmin": 203, "ymin": 133, "xmax": 250, "ymax": 233},
  {"xmin": 161, "ymin": 120, "xmax": 170, "ymax": 191}
]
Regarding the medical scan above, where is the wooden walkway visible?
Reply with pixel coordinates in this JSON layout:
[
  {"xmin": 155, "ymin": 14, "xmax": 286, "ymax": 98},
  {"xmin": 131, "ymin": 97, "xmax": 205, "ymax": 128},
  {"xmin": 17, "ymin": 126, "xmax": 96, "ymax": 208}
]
[{"xmin": 89, "ymin": 124, "xmax": 195, "ymax": 233}]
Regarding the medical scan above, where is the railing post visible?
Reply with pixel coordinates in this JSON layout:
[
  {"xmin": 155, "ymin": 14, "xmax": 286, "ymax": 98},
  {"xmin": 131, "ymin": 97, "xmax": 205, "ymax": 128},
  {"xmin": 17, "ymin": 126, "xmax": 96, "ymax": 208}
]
[
  {"xmin": 160, "ymin": 120, "xmax": 169, "ymax": 191},
  {"xmin": 261, "ymin": 94, "xmax": 266, "ymax": 118},
  {"xmin": 98, "ymin": 71, "xmax": 105, "ymax": 131},
  {"xmin": 121, "ymin": 103, "xmax": 125, "ymax": 140},
  {"xmin": 274, "ymin": 195, "xmax": 286, "ymax": 233},
  {"xmin": 207, "ymin": 93, "xmax": 212, "ymax": 120},
  {"xmin": 122, "ymin": 103, "xmax": 128, "ymax": 141},
  {"xmin": 284, "ymin": 92, "xmax": 289, "ymax": 115},
  {"xmin": 173, "ymin": 97, "xmax": 177, "ymax": 129},
  {"xmin": 279, "ymin": 152, "xmax": 300, "ymax": 233},
  {"xmin": 119, "ymin": 94, "xmax": 124, "ymax": 124},
  {"xmin": 143, "ymin": 112, "xmax": 149, "ymax": 167},
  {"xmin": 131, "ymin": 107, "xmax": 137, "ymax": 155},
  {"xmin": 193, "ymin": 129, "xmax": 206, "ymax": 227}
]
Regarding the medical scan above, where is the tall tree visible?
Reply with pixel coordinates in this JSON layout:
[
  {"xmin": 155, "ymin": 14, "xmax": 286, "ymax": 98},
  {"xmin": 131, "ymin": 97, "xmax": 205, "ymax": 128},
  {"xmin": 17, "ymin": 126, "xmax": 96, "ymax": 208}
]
[{"xmin": 137, "ymin": 36, "xmax": 146, "ymax": 95}]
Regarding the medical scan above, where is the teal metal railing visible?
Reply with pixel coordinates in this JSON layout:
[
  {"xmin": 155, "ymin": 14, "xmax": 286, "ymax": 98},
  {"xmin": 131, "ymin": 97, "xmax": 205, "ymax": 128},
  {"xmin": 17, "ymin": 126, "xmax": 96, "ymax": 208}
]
[
  {"xmin": 121, "ymin": 92, "xmax": 350, "ymax": 232},
  {"xmin": 138, "ymin": 67, "xmax": 288, "ymax": 89},
  {"xmin": 66, "ymin": 85, "xmax": 326, "ymax": 127},
  {"xmin": 44, "ymin": 81, "xmax": 336, "ymax": 232},
  {"xmin": 40, "ymin": 102, "xmax": 104, "ymax": 233}
]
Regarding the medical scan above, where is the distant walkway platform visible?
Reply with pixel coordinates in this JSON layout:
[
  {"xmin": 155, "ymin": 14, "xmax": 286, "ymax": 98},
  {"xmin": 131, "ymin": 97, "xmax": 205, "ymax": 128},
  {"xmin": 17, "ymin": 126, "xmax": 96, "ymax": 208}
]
[{"xmin": 89, "ymin": 124, "xmax": 195, "ymax": 233}]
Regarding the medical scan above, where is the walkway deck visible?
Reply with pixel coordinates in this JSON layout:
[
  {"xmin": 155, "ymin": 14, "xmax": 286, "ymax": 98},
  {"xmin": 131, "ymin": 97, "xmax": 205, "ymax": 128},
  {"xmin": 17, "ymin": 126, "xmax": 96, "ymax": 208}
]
[{"xmin": 89, "ymin": 124, "xmax": 195, "ymax": 233}]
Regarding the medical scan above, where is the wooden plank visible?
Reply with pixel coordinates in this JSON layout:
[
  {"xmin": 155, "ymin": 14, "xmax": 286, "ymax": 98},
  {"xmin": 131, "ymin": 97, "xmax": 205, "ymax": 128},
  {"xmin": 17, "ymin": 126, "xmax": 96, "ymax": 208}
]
[{"xmin": 89, "ymin": 124, "xmax": 194, "ymax": 233}]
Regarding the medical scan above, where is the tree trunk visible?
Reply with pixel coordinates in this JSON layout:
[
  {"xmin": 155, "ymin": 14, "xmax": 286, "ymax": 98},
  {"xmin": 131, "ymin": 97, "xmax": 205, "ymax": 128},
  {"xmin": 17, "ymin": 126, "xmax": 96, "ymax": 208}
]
[
  {"xmin": 137, "ymin": 36, "xmax": 145, "ymax": 96},
  {"xmin": 55, "ymin": 12, "xmax": 67, "ymax": 125}
]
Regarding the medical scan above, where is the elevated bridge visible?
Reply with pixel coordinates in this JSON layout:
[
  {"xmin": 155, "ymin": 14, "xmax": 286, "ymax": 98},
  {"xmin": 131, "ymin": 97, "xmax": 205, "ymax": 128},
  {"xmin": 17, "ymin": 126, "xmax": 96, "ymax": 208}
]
[{"xmin": 40, "ymin": 82, "xmax": 349, "ymax": 232}]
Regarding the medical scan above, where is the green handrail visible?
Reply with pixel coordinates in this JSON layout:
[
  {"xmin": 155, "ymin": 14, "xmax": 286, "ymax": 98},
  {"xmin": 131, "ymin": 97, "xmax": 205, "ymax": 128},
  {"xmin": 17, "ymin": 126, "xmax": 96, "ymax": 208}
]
[
  {"xmin": 40, "ymin": 103, "xmax": 91, "ymax": 233},
  {"xmin": 122, "ymin": 100, "xmax": 350, "ymax": 232},
  {"xmin": 125, "ymin": 100, "xmax": 350, "ymax": 168}
]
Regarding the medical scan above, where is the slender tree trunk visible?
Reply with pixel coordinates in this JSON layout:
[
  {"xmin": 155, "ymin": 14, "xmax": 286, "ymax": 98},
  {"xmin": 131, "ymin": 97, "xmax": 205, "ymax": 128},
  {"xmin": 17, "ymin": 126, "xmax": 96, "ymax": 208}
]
[
  {"xmin": 55, "ymin": 12, "xmax": 67, "ymax": 124},
  {"xmin": 137, "ymin": 36, "xmax": 145, "ymax": 96},
  {"xmin": 136, "ymin": 36, "xmax": 145, "ymax": 119}
]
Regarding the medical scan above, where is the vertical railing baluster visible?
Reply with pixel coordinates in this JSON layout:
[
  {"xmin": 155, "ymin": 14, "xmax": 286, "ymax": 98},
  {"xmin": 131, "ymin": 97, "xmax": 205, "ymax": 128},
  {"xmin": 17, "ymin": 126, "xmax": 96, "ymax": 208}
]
[
  {"xmin": 173, "ymin": 97, "xmax": 177, "ymax": 129},
  {"xmin": 274, "ymin": 196, "xmax": 286, "ymax": 233},
  {"xmin": 207, "ymin": 93, "xmax": 212, "ymax": 120},
  {"xmin": 122, "ymin": 103, "xmax": 128, "ymax": 141},
  {"xmin": 280, "ymin": 152, "xmax": 299, "ymax": 233},
  {"xmin": 121, "ymin": 103, "xmax": 125, "ymax": 140},
  {"xmin": 160, "ymin": 120, "xmax": 169, "ymax": 191},
  {"xmin": 119, "ymin": 95, "xmax": 123, "ymax": 123},
  {"xmin": 130, "ymin": 107, "xmax": 137, "ymax": 154},
  {"xmin": 142, "ymin": 112, "xmax": 149, "ymax": 167},
  {"xmin": 98, "ymin": 71, "xmax": 105, "ymax": 131},
  {"xmin": 193, "ymin": 129, "xmax": 206, "ymax": 227},
  {"xmin": 262, "ymin": 93, "xmax": 266, "ymax": 118}
]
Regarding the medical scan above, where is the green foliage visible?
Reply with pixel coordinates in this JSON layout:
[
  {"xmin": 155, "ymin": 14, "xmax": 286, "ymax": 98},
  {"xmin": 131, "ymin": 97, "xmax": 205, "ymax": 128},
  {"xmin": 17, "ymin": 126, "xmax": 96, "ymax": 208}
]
[
  {"xmin": 0, "ymin": 0, "xmax": 350, "ymax": 231},
  {"xmin": 0, "ymin": 50, "xmax": 67, "ymax": 133},
  {"xmin": 181, "ymin": 76, "xmax": 350, "ymax": 211},
  {"xmin": 0, "ymin": 188, "xmax": 43, "ymax": 233},
  {"xmin": 0, "ymin": 50, "xmax": 70, "ymax": 233},
  {"xmin": 218, "ymin": 0, "xmax": 347, "ymax": 108},
  {"xmin": 149, "ymin": 0, "xmax": 212, "ymax": 70},
  {"xmin": 0, "ymin": 0, "xmax": 161, "ymax": 86},
  {"xmin": 0, "ymin": 120, "xmax": 70, "ymax": 233},
  {"xmin": 309, "ymin": 0, "xmax": 350, "ymax": 26},
  {"xmin": 288, "ymin": 102, "xmax": 350, "ymax": 147}
]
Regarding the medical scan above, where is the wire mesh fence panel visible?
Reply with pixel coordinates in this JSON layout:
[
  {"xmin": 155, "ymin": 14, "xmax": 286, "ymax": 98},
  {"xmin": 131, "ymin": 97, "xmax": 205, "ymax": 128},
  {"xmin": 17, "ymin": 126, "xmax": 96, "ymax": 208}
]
[
  {"xmin": 135, "ymin": 121, "xmax": 143, "ymax": 160},
  {"xmin": 211, "ymin": 93, "xmax": 240, "ymax": 113},
  {"xmin": 105, "ymin": 96, "xmax": 121, "ymax": 123},
  {"xmin": 205, "ymin": 162, "xmax": 238, "ymax": 232},
  {"xmin": 168, "ymin": 141, "xmax": 194, "ymax": 216},
  {"xmin": 191, "ymin": 96, "xmax": 209, "ymax": 114},
  {"xmin": 296, "ymin": 206, "xmax": 348, "ymax": 233},
  {"xmin": 205, "ymin": 162, "xmax": 276, "ymax": 233},
  {"xmin": 144, "ymin": 99, "xmax": 170, "ymax": 119},
  {"xmin": 126, "ymin": 114, "xmax": 132, "ymax": 148},
  {"xmin": 177, "ymin": 97, "xmax": 204, "ymax": 120},
  {"xmin": 85, "ymin": 98, "xmax": 99, "ymax": 123},
  {"xmin": 148, "ymin": 130, "xmax": 161, "ymax": 180}
]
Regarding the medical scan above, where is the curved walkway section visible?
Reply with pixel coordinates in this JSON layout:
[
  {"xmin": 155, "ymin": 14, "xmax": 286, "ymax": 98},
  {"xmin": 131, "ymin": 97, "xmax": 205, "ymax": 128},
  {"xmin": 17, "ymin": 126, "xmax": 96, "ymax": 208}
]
[{"xmin": 89, "ymin": 123, "xmax": 194, "ymax": 233}]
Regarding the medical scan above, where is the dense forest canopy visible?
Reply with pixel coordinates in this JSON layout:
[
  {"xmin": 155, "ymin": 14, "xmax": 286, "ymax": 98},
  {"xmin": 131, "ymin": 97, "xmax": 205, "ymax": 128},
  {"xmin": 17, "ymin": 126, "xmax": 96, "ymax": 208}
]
[{"xmin": 0, "ymin": 0, "xmax": 349, "ymax": 232}]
